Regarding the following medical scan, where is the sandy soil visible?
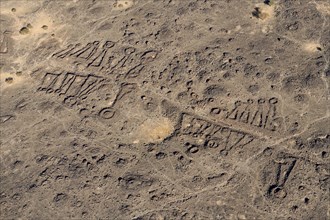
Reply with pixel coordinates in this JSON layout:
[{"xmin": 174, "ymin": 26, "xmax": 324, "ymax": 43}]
[{"xmin": 0, "ymin": 0, "xmax": 329, "ymax": 219}]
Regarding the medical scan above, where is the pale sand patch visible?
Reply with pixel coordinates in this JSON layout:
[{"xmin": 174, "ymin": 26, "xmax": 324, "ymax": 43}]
[
  {"xmin": 1, "ymin": 2, "xmax": 62, "ymax": 66},
  {"xmin": 0, "ymin": 0, "xmax": 43, "ymax": 16},
  {"xmin": 315, "ymin": 2, "xmax": 330, "ymax": 15},
  {"xmin": 303, "ymin": 42, "xmax": 322, "ymax": 53},
  {"xmin": 254, "ymin": 3, "xmax": 275, "ymax": 22},
  {"xmin": 131, "ymin": 117, "xmax": 174, "ymax": 144},
  {"xmin": 0, "ymin": 72, "xmax": 29, "ymax": 92},
  {"xmin": 8, "ymin": 11, "xmax": 64, "ymax": 67},
  {"xmin": 113, "ymin": 0, "xmax": 135, "ymax": 11},
  {"xmin": 251, "ymin": 3, "xmax": 275, "ymax": 34},
  {"xmin": 13, "ymin": 12, "xmax": 55, "ymax": 39}
]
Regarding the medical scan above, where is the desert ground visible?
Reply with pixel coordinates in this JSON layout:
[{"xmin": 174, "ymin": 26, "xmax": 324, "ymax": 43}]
[{"xmin": 0, "ymin": 0, "xmax": 329, "ymax": 219}]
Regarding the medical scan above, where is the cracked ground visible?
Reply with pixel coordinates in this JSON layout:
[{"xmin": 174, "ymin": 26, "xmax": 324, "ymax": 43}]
[{"xmin": 0, "ymin": 0, "xmax": 329, "ymax": 219}]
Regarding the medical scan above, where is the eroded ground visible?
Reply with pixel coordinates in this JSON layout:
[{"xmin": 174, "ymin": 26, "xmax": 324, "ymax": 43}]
[{"xmin": 0, "ymin": 0, "xmax": 329, "ymax": 219}]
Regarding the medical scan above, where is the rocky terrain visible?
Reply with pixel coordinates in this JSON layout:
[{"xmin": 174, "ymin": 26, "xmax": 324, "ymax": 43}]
[{"xmin": 0, "ymin": 0, "xmax": 329, "ymax": 219}]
